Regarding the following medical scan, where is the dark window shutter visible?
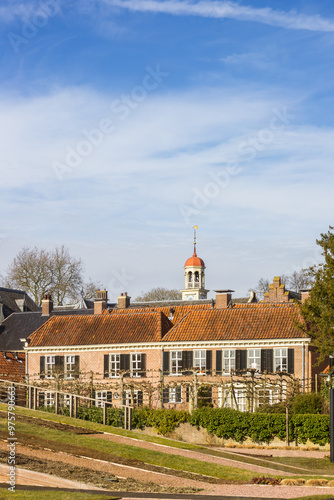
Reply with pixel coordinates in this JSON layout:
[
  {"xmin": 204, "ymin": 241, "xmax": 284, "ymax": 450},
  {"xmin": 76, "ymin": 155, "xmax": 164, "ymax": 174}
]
[
  {"xmin": 139, "ymin": 353, "xmax": 146, "ymax": 377},
  {"xmin": 55, "ymin": 356, "xmax": 64, "ymax": 377},
  {"xmin": 288, "ymin": 349, "xmax": 294, "ymax": 374},
  {"xmin": 187, "ymin": 351, "xmax": 193, "ymax": 369},
  {"xmin": 40, "ymin": 357, "xmax": 45, "ymax": 379},
  {"xmin": 216, "ymin": 350, "xmax": 222, "ymax": 375},
  {"xmin": 186, "ymin": 386, "xmax": 190, "ymax": 402},
  {"xmin": 206, "ymin": 350, "xmax": 212, "ymax": 375},
  {"xmin": 120, "ymin": 354, "xmax": 130, "ymax": 375},
  {"xmin": 182, "ymin": 351, "xmax": 193, "ymax": 370},
  {"xmin": 236, "ymin": 350, "xmax": 247, "ymax": 370},
  {"xmin": 163, "ymin": 351, "xmax": 170, "ymax": 374},
  {"xmin": 106, "ymin": 391, "xmax": 112, "ymax": 405},
  {"xmin": 38, "ymin": 392, "xmax": 45, "ymax": 406},
  {"xmin": 267, "ymin": 349, "xmax": 273, "ymax": 373},
  {"xmin": 104, "ymin": 355, "xmax": 109, "ymax": 378},
  {"xmin": 176, "ymin": 386, "xmax": 182, "ymax": 403},
  {"xmin": 122, "ymin": 392, "xmax": 126, "ymax": 406},
  {"xmin": 138, "ymin": 391, "xmax": 143, "ymax": 406},
  {"xmin": 74, "ymin": 355, "xmax": 80, "ymax": 379},
  {"xmin": 92, "ymin": 390, "xmax": 96, "ymax": 406},
  {"xmin": 261, "ymin": 349, "xmax": 273, "ymax": 373}
]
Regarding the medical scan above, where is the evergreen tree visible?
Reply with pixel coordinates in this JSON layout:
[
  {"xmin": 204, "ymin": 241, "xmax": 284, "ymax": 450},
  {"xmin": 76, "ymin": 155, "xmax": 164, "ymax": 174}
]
[{"xmin": 299, "ymin": 226, "xmax": 334, "ymax": 361}]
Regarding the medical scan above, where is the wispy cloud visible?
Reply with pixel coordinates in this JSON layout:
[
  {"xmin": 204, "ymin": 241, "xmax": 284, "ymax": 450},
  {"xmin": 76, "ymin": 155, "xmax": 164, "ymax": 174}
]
[{"xmin": 104, "ymin": 0, "xmax": 334, "ymax": 32}]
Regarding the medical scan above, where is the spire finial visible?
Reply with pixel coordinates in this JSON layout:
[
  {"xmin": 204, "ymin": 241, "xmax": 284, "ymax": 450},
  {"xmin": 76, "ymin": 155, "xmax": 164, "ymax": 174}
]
[{"xmin": 193, "ymin": 225, "xmax": 198, "ymax": 255}]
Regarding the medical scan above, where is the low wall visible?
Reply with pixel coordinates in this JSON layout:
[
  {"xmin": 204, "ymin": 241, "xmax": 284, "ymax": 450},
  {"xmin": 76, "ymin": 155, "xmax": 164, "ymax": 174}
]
[{"xmin": 134, "ymin": 422, "xmax": 330, "ymax": 450}]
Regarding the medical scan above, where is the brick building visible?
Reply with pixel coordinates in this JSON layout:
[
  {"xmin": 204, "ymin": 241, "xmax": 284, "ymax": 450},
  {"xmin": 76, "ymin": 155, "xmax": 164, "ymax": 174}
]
[{"xmin": 23, "ymin": 281, "xmax": 323, "ymax": 411}]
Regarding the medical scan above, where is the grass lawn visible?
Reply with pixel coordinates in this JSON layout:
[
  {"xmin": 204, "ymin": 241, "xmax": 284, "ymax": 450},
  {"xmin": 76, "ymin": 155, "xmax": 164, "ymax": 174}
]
[
  {"xmin": 0, "ymin": 418, "xmax": 257, "ymax": 483},
  {"xmin": 0, "ymin": 403, "xmax": 199, "ymax": 449},
  {"xmin": 1, "ymin": 403, "xmax": 334, "ymax": 484},
  {"xmin": 0, "ymin": 487, "xmax": 117, "ymax": 499}
]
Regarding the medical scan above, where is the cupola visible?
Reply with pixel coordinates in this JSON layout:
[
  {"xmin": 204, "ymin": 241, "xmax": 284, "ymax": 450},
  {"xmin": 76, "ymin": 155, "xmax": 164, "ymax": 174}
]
[{"xmin": 180, "ymin": 226, "xmax": 209, "ymax": 300}]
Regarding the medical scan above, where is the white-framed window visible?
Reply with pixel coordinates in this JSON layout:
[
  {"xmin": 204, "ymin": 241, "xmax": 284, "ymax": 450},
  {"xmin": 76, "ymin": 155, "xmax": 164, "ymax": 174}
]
[
  {"xmin": 124, "ymin": 389, "xmax": 142, "ymax": 406},
  {"xmin": 45, "ymin": 391, "xmax": 55, "ymax": 407},
  {"xmin": 274, "ymin": 348, "xmax": 287, "ymax": 372},
  {"xmin": 248, "ymin": 349, "xmax": 261, "ymax": 370},
  {"xmin": 60, "ymin": 394, "xmax": 72, "ymax": 407},
  {"xmin": 131, "ymin": 353, "xmax": 142, "ymax": 377},
  {"xmin": 219, "ymin": 386, "xmax": 247, "ymax": 412},
  {"xmin": 46, "ymin": 356, "xmax": 55, "ymax": 378},
  {"xmin": 65, "ymin": 355, "xmax": 75, "ymax": 379},
  {"xmin": 223, "ymin": 350, "xmax": 235, "ymax": 374},
  {"xmin": 95, "ymin": 391, "xmax": 108, "ymax": 408},
  {"xmin": 194, "ymin": 350, "xmax": 206, "ymax": 374},
  {"xmin": 171, "ymin": 351, "xmax": 183, "ymax": 375},
  {"xmin": 257, "ymin": 388, "xmax": 280, "ymax": 407},
  {"xmin": 168, "ymin": 387, "xmax": 182, "ymax": 403},
  {"xmin": 110, "ymin": 354, "xmax": 120, "ymax": 378}
]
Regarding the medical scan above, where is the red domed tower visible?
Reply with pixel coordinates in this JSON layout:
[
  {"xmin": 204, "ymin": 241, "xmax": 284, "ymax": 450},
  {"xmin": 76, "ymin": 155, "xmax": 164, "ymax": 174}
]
[{"xmin": 181, "ymin": 226, "xmax": 209, "ymax": 300}]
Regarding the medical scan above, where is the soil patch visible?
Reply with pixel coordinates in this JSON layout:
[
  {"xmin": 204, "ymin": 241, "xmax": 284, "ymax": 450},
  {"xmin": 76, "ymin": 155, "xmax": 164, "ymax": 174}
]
[{"xmin": 0, "ymin": 450, "xmax": 201, "ymax": 494}]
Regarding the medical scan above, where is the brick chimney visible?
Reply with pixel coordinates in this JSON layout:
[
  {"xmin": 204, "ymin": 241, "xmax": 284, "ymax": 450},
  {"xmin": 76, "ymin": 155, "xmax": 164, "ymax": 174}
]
[
  {"xmin": 214, "ymin": 290, "xmax": 234, "ymax": 309},
  {"xmin": 41, "ymin": 294, "xmax": 53, "ymax": 316},
  {"xmin": 94, "ymin": 290, "xmax": 108, "ymax": 315},
  {"xmin": 300, "ymin": 289, "xmax": 311, "ymax": 304},
  {"xmin": 118, "ymin": 292, "xmax": 131, "ymax": 309}
]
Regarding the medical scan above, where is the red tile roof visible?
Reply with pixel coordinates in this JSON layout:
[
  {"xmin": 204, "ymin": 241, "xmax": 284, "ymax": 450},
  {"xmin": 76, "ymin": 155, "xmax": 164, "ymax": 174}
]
[
  {"xmin": 163, "ymin": 303, "xmax": 308, "ymax": 342},
  {"xmin": 0, "ymin": 352, "xmax": 25, "ymax": 382},
  {"xmin": 28, "ymin": 311, "xmax": 172, "ymax": 347},
  {"xmin": 107, "ymin": 303, "xmax": 212, "ymax": 326}
]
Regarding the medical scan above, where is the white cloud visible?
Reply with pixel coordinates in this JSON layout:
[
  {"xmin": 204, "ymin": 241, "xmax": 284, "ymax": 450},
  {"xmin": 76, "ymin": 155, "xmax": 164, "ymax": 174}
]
[
  {"xmin": 103, "ymin": 0, "xmax": 334, "ymax": 32},
  {"xmin": 1, "ymin": 84, "xmax": 333, "ymax": 298}
]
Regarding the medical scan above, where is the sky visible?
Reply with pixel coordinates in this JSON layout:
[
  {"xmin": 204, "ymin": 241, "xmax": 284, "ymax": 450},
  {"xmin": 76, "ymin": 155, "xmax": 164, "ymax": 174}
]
[{"xmin": 0, "ymin": 0, "xmax": 334, "ymax": 301}]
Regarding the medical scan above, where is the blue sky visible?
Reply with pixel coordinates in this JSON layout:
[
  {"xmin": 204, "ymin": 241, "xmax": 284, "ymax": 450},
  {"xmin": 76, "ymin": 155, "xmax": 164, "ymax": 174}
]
[{"xmin": 0, "ymin": 0, "xmax": 334, "ymax": 300}]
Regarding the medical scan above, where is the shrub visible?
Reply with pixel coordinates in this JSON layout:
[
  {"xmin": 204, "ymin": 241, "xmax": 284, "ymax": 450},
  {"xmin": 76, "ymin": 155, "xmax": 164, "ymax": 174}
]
[
  {"xmin": 291, "ymin": 393, "xmax": 325, "ymax": 414},
  {"xmin": 132, "ymin": 407, "xmax": 189, "ymax": 434},
  {"xmin": 293, "ymin": 414, "xmax": 330, "ymax": 446},
  {"xmin": 251, "ymin": 476, "xmax": 280, "ymax": 485},
  {"xmin": 280, "ymin": 478, "xmax": 299, "ymax": 485},
  {"xmin": 255, "ymin": 401, "xmax": 287, "ymax": 414}
]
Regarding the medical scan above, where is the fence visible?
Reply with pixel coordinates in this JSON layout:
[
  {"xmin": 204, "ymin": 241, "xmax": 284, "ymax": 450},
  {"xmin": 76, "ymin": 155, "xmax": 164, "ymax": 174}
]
[{"xmin": 0, "ymin": 379, "xmax": 133, "ymax": 429}]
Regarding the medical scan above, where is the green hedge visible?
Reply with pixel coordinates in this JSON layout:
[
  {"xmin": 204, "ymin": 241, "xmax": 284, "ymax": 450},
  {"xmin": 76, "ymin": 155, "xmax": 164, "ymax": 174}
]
[
  {"xmin": 190, "ymin": 407, "xmax": 330, "ymax": 446},
  {"xmin": 36, "ymin": 405, "xmax": 330, "ymax": 446}
]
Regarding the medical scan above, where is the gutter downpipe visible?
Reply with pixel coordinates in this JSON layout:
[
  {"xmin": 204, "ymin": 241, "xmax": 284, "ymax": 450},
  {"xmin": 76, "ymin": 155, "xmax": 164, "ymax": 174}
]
[
  {"xmin": 161, "ymin": 347, "xmax": 164, "ymax": 409},
  {"xmin": 302, "ymin": 343, "xmax": 305, "ymax": 393}
]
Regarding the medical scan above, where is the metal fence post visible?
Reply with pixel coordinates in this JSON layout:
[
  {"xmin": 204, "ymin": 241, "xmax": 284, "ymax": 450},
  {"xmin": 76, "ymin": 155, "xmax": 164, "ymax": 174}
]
[{"xmin": 330, "ymin": 388, "xmax": 334, "ymax": 463}]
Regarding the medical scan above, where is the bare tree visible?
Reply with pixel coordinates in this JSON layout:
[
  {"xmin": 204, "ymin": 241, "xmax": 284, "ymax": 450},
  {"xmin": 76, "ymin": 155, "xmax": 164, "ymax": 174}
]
[
  {"xmin": 50, "ymin": 246, "xmax": 83, "ymax": 305},
  {"xmin": 285, "ymin": 270, "xmax": 313, "ymax": 292},
  {"xmin": 81, "ymin": 280, "xmax": 103, "ymax": 300},
  {"xmin": 251, "ymin": 278, "xmax": 270, "ymax": 300},
  {"xmin": 251, "ymin": 270, "xmax": 313, "ymax": 299},
  {"xmin": 4, "ymin": 247, "xmax": 54, "ymax": 305},
  {"xmin": 135, "ymin": 287, "xmax": 182, "ymax": 302},
  {"xmin": 3, "ymin": 246, "xmax": 86, "ymax": 306}
]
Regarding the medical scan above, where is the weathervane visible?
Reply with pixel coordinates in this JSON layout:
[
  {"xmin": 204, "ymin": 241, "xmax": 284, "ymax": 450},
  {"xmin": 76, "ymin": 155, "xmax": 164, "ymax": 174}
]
[{"xmin": 193, "ymin": 225, "xmax": 198, "ymax": 254}]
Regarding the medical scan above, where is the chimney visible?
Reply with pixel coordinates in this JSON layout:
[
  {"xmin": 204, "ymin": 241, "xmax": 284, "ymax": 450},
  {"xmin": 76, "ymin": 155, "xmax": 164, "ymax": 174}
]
[
  {"xmin": 300, "ymin": 289, "xmax": 311, "ymax": 304},
  {"xmin": 94, "ymin": 290, "xmax": 108, "ymax": 315},
  {"xmin": 214, "ymin": 290, "xmax": 234, "ymax": 309},
  {"xmin": 42, "ymin": 294, "xmax": 53, "ymax": 316},
  {"xmin": 118, "ymin": 292, "xmax": 131, "ymax": 309}
]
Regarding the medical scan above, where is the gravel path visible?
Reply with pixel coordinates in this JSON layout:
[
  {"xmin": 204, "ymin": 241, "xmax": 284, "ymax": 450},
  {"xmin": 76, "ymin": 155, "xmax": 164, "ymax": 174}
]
[{"xmin": 89, "ymin": 432, "xmax": 294, "ymax": 476}]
